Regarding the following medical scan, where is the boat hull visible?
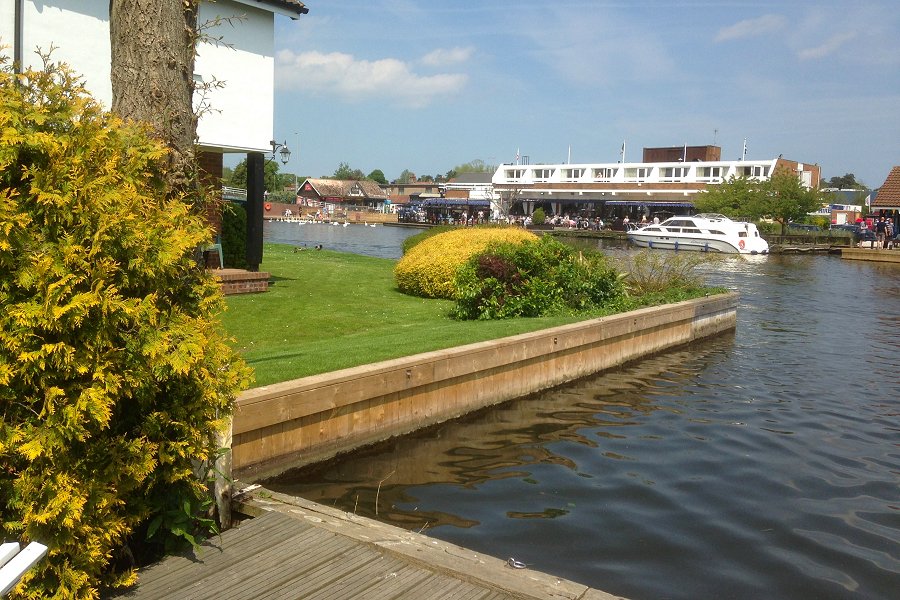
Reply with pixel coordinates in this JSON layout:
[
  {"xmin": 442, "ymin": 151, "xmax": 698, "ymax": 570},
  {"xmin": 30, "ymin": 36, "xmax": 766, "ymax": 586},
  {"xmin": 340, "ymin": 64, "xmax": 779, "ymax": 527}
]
[{"xmin": 628, "ymin": 233, "xmax": 768, "ymax": 255}]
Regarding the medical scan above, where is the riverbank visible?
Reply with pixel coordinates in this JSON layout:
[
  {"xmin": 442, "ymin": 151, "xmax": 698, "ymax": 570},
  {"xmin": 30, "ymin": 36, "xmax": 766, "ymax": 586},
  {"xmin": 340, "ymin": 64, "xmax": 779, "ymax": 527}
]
[
  {"xmin": 232, "ymin": 292, "xmax": 737, "ymax": 480},
  {"xmin": 221, "ymin": 243, "xmax": 718, "ymax": 386}
]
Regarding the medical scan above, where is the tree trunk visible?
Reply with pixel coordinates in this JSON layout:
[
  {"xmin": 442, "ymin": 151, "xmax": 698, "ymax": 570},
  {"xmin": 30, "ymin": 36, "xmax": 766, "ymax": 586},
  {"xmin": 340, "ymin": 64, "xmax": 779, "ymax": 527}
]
[{"xmin": 109, "ymin": 0, "xmax": 199, "ymax": 195}]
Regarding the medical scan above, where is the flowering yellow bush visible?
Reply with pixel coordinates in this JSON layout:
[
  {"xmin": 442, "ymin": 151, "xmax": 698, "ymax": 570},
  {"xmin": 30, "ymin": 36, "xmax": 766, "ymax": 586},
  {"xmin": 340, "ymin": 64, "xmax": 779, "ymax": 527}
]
[{"xmin": 395, "ymin": 227, "xmax": 537, "ymax": 298}]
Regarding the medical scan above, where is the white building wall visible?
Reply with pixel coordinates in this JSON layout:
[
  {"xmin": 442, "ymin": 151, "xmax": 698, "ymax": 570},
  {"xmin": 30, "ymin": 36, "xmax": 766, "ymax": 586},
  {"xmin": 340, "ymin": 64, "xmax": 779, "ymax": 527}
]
[
  {"xmin": 3, "ymin": 1, "xmax": 112, "ymax": 104},
  {"xmin": 195, "ymin": 1, "xmax": 274, "ymax": 153},
  {"xmin": 2, "ymin": 0, "xmax": 276, "ymax": 153},
  {"xmin": 0, "ymin": 2, "xmax": 15, "ymax": 59}
]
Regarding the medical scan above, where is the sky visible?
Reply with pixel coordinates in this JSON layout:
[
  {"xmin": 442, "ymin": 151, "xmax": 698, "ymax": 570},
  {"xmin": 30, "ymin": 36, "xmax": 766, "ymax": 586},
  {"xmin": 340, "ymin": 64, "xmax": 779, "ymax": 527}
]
[{"xmin": 269, "ymin": 0, "xmax": 900, "ymax": 188}]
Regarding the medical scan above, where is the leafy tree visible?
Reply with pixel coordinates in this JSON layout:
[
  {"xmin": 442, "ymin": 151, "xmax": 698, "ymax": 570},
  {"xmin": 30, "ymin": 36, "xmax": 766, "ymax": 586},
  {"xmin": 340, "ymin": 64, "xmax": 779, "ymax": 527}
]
[
  {"xmin": 821, "ymin": 173, "xmax": 865, "ymax": 189},
  {"xmin": 452, "ymin": 159, "xmax": 496, "ymax": 174},
  {"xmin": 397, "ymin": 169, "xmax": 415, "ymax": 184},
  {"xmin": 761, "ymin": 170, "xmax": 822, "ymax": 234},
  {"xmin": 367, "ymin": 169, "xmax": 387, "ymax": 184},
  {"xmin": 531, "ymin": 207, "xmax": 546, "ymax": 225},
  {"xmin": 331, "ymin": 162, "xmax": 365, "ymax": 181},
  {"xmin": 693, "ymin": 176, "xmax": 765, "ymax": 219},
  {"xmin": 228, "ymin": 158, "xmax": 283, "ymax": 192},
  {"xmin": 0, "ymin": 59, "xmax": 250, "ymax": 598},
  {"xmin": 418, "ymin": 174, "xmax": 434, "ymax": 182}
]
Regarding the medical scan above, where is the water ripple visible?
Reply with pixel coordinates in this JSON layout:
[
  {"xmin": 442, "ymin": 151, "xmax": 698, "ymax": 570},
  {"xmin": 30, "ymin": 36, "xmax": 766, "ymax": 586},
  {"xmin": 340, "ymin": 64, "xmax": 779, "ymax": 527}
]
[{"xmin": 268, "ymin": 253, "xmax": 900, "ymax": 600}]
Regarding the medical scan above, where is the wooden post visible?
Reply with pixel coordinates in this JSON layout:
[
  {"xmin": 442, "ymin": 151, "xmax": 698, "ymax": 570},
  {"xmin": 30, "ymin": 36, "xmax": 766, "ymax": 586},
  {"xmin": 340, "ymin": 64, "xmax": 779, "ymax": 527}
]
[{"xmin": 213, "ymin": 417, "xmax": 233, "ymax": 530}]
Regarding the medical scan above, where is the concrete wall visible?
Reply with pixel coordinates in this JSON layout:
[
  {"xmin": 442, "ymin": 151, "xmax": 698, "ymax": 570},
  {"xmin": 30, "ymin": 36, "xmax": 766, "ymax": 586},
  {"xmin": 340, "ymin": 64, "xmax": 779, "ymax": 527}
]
[{"xmin": 232, "ymin": 293, "xmax": 738, "ymax": 480}]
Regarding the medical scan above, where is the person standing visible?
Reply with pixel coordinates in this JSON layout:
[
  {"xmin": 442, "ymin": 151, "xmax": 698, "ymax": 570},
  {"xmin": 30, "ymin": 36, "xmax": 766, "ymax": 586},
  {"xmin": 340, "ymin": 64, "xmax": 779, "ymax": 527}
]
[{"xmin": 875, "ymin": 217, "xmax": 887, "ymax": 249}]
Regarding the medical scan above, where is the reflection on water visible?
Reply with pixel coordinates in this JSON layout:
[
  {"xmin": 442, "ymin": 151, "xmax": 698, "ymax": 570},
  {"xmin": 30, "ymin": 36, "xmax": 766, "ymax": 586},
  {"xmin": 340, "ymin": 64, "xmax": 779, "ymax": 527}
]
[{"xmin": 266, "ymin": 240, "xmax": 899, "ymax": 600}]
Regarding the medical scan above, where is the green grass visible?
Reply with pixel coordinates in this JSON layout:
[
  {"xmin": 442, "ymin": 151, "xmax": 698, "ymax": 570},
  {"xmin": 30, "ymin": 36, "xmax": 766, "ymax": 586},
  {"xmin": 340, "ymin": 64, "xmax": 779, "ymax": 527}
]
[{"xmin": 219, "ymin": 244, "xmax": 593, "ymax": 386}]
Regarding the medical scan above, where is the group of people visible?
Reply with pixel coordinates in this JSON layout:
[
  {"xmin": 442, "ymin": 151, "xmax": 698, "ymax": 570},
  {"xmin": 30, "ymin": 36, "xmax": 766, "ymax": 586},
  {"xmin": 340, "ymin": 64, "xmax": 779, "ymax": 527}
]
[
  {"xmin": 861, "ymin": 216, "xmax": 896, "ymax": 249},
  {"xmin": 874, "ymin": 217, "xmax": 895, "ymax": 249}
]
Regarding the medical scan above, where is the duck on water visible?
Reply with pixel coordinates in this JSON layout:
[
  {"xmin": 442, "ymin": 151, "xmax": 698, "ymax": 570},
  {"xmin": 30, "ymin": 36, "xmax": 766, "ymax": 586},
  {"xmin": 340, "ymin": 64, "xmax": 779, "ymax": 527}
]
[{"xmin": 627, "ymin": 213, "xmax": 769, "ymax": 255}]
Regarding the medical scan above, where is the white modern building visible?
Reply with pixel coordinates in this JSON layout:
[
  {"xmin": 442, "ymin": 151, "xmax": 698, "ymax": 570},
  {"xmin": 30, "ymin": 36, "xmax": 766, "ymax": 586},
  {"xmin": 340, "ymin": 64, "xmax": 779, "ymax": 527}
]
[
  {"xmin": 2, "ymin": 0, "xmax": 308, "ymax": 269},
  {"xmin": 491, "ymin": 145, "xmax": 820, "ymax": 220}
]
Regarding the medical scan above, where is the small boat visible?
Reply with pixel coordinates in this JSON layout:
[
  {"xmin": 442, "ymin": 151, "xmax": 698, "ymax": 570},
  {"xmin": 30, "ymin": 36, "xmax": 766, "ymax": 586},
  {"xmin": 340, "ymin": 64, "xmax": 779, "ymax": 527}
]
[{"xmin": 627, "ymin": 213, "xmax": 769, "ymax": 255}]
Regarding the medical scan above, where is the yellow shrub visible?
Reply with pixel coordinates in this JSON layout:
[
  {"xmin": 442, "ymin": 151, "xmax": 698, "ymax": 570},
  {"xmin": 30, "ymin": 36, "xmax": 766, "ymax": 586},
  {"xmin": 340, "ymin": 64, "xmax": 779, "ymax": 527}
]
[{"xmin": 394, "ymin": 227, "xmax": 537, "ymax": 298}]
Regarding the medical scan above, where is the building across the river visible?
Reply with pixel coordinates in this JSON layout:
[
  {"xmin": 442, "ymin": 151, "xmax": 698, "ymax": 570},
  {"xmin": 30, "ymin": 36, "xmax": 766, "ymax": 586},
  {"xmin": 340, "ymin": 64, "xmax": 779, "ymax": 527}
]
[{"xmin": 491, "ymin": 145, "xmax": 820, "ymax": 221}]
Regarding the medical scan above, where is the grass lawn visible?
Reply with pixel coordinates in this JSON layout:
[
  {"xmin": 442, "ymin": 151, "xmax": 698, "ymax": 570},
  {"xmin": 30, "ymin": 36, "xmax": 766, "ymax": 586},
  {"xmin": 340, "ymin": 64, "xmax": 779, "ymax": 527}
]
[{"xmin": 219, "ymin": 244, "xmax": 594, "ymax": 387}]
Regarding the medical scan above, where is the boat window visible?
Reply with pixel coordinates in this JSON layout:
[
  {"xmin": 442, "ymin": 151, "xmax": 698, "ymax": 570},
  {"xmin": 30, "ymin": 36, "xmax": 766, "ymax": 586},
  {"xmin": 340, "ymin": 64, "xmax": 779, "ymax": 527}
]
[
  {"xmin": 708, "ymin": 230, "xmax": 725, "ymax": 235},
  {"xmin": 683, "ymin": 228, "xmax": 701, "ymax": 233},
  {"xmin": 664, "ymin": 227, "xmax": 681, "ymax": 233},
  {"xmin": 738, "ymin": 231, "xmax": 748, "ymax": 237},
  {"xmin": 644, "ymin": 227, "xmax": 661, "ymax": 232}
]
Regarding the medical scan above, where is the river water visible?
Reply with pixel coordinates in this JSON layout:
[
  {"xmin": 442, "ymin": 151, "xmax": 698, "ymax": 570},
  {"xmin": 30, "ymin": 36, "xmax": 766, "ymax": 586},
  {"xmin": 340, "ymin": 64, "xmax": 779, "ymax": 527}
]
[{"xmin": 263, "ymin": 222, "xmax": 900, "ymax": 600}]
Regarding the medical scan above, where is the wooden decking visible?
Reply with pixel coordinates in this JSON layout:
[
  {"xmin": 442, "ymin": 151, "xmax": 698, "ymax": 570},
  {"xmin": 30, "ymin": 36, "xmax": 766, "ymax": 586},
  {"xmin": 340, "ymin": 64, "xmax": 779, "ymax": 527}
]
[{"xmin": 107, "ymin": 490, "xmax": 626, "ymax": 600}]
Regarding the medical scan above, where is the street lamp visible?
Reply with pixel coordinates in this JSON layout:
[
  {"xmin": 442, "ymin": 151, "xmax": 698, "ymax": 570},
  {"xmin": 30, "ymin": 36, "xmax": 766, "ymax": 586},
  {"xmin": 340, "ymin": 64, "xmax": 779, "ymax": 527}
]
[{"xmin": 270, "ymin": 139, "xmax": 291, "ymax": 165}]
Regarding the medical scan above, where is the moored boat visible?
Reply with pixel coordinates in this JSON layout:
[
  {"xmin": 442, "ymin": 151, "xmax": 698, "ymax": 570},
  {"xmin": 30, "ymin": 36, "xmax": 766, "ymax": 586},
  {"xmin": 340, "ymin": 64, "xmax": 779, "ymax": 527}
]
[{"xmin": 627, "ymin": 213, "xmax": 769, "ymax": 254}]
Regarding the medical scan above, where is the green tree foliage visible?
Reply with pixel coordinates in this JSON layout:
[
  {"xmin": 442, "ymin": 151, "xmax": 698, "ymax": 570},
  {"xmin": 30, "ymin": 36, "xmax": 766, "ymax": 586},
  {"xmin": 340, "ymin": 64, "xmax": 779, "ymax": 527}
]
[
  {"xmin": 694, "ymin": 172, "xmax": 821, "ymax": 233},
  {"xmin": 531, "ymin": 207, "xmax": 546, "ymax": 225},
  {"xmin": 451, "ymin": 159, "xmax": 496, "ymax": 174},
  {"xmin": 821, "ymin": 173, "xmax": 864, "ymax": 189},
  {"xmin": 367, "ymin": 169, "xmax": 387, "ymax": 184},
  {"xmin": 452, "ymin": 237, "xmax": 625, "ymax": 320},
  {"xmin": 221, "ymin": 203, "xmax": 248, "ymax": 269},
  {"xmin": 762, "ymin": 170, "xmax": 822, "ymax": 234},
  {"xmin": 331, "ymin": 162, "xmax": 365, "ymax": 181},
  {"xmin": 228, "ymin": 157, "xmax": 283, "ymax": 192},
  {"xmin": 692, "ymin": 175, "xmax": 764, "ymax": 218},
  {"xmin": 396, "ymin": 169, "xmax": 415, "ymax": 184},
  {"xmin": 0, "ymin": 60, "xmax": 250, "ymax": 597}
]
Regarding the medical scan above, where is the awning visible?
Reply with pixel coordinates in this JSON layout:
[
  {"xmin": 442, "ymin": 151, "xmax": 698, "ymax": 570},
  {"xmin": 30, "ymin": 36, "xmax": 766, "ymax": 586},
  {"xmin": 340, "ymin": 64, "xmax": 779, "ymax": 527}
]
[
  {"xmin": 422, "ymin": 199, "xmax": 490, "ymax": 208},
  {"xmin": 604, "ymin": 201, "xmax": 694, "ymax": 207}
]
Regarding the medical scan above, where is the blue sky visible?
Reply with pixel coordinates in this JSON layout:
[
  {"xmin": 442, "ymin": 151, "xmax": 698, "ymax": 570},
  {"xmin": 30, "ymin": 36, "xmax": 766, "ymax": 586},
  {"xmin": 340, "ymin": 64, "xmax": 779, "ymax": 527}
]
[{"xmin": 270, "ymin": 0, "xmax": 899, "ymax": 188}]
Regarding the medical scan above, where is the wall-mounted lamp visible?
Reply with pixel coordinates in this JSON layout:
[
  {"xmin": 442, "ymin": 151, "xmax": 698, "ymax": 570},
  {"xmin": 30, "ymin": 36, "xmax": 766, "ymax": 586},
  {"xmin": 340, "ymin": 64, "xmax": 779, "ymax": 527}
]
[{"xmin": 270, "ymin": 139, "xmax": 291, "ymax": 165}]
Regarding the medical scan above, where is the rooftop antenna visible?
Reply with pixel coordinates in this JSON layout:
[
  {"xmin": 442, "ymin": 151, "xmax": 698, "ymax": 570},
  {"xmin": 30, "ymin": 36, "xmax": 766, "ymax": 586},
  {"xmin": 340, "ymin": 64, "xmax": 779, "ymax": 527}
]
[
  {"xmin": 713, "ymin": 128, "xmax": 718, "ymax": 146},
  {"xmin": 741, "ymin": 138, "xmax": 748, "ymax": 161}
]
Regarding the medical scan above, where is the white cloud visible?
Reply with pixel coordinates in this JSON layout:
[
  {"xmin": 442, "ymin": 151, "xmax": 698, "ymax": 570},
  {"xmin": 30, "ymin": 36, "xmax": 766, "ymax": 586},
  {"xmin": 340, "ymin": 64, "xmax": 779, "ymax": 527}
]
[
  {"xmin": 715, "ymin": 14, "xmax": 787, "ymax": 43},
  {"xmin": 275, "ymin": 49, "xmax": 467, "ymax": 108},
  {"xmin": 420, "ymin": 47, "xmax": 474, "ymax": 67},
  {"xmin": 798, "ymin": 31, "xmax": 857, "ymax": 60}
]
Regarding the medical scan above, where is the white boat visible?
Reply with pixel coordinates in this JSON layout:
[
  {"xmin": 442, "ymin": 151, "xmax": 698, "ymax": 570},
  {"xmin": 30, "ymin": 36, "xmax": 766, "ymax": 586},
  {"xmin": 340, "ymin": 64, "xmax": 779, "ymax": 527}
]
[{"xmin": 627, "ymin": 213, "xmax": 769, "ymax": 254}]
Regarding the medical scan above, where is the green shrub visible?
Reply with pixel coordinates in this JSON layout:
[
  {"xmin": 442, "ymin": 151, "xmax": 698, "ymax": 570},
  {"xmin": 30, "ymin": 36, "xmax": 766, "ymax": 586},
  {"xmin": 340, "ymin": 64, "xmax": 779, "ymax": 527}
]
[
  {"xmin": 221, "ymin": 202, "xmax": 248, "ymax": 269},
  {"xmin": 531, "ymin": 207, "xmax": 546, "ymax": 225},
  {"xmin": 394, "ymin": 227, "xmax": 537, "ymax": 299},
  {"xmin": 452, "ymin": 236, "xmax": 625, "ymax": 319},
  {"xmin": 614, "ymin": 249, "xmax": 721, "ymax": 295},
  {"xmin": 0, "ymin": 60, "xmax": 250, "ymax": 597}
]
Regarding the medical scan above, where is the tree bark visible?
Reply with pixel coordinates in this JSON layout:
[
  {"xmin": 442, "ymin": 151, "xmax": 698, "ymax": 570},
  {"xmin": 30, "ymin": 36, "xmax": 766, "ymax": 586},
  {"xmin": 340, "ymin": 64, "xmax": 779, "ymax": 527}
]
[{"xmin": 109, "ymin": 0, "xmax": 199, "ymax": 194}]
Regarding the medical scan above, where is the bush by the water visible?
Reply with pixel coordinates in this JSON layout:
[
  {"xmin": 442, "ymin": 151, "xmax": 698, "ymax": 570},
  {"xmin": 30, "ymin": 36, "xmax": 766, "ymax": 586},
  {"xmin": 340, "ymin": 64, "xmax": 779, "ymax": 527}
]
[
  {"xmin": 614, "ymin": 249, "xmax": 721, "ymax": 295},
  {"xmin": 400, "ymin": 225, "xmax": 456, "ymax": 255},
  {"xmin": 452, "ymin": 236, "xmax": 626, "ymax": 319},
  {"xmin": 0, "ymin": 59, "xmax": 250, "ymax": 597},
  {"xmin": 531, "ymin": 207, "xmax": 546, "ymax": 225},
  {"xmin": 394, "ymin": 227, "xmax": 537, "ymax": 298}
]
